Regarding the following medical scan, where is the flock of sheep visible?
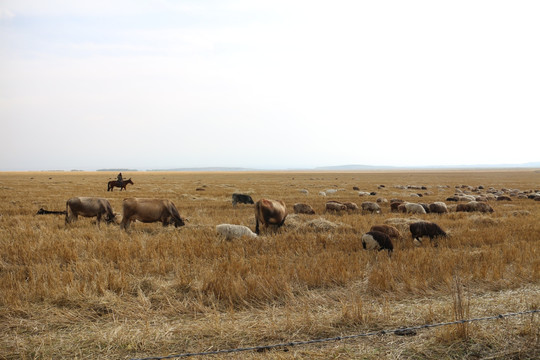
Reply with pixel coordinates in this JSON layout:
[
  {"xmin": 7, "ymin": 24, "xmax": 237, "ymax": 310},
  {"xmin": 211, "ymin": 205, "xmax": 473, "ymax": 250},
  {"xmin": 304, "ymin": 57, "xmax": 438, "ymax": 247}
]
[{"xmin": 217, "ymin": 184, "xmax": 540, "ymax": 255}]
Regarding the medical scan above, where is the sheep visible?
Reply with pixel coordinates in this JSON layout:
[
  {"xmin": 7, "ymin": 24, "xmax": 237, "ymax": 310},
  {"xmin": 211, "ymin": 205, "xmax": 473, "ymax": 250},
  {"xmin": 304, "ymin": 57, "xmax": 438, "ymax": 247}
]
[
  {"xmin": 369, "ymin": 224, "xmax": 401, "ymax": 240},
  {"xmin": 343, "ymin": 202, "xmax": 359, "ymax": 211},
  {"xmin": 361, "ymin": 201, "xmax": 381, "ymax": 214},
  {"xmin": 409, "ymin": 221, "xmax": 447, "ymax": 245},
  {"xmin": 428, "ymin": 202, "xmax": 448, "ymax": 214},
  {"xmin": 216, "ymin": 224, "xmax": 257, "ymax": 241},
  {"xmin": 325, "ymin": 201, "xmax": 347, "ymax": 212},
  {"xmin": 293, "ymin": 203, "xmax": 316, "ymax": 215},
  {"xmin": 456, "ymin": 201, "xmax": 494, "ymax": 213},
  {"xmin": 400, "ymin": 202, "xmax": 427, "ymax": 214},
  {"xmin": 361, "ymin": 231, "xmax": 393, "ymax": 254}
]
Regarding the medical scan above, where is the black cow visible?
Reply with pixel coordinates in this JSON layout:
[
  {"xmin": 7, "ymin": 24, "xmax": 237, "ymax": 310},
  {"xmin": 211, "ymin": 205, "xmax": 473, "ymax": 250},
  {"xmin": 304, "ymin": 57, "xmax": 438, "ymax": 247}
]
[{"xmin": 232, "ymin": 193, "xmax": 254, "ymax": 207}]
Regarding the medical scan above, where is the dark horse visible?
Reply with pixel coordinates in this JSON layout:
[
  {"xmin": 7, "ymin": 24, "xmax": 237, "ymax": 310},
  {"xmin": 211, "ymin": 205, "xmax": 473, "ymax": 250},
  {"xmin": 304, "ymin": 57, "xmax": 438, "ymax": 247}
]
[{"xmin": 107, "ymin": 178, "xmax": 133, "ymax": 191}]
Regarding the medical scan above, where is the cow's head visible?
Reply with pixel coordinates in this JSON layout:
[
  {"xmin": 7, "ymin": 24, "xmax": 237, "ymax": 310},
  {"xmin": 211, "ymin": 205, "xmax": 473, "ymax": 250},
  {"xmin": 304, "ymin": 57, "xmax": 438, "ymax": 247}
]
[
  {"xmin": 105, "ymin": 213, "xmax": 117, "ymax": 224},
  {"xmin": 173, "ymin": 217, "xmax": 186, "ymax": 228}
]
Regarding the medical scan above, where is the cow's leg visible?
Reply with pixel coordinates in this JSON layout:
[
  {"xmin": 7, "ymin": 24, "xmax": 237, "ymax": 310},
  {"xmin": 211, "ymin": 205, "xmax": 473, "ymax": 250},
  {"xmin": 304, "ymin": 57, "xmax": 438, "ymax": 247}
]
[{"xmin": 255, "ymin": 218, "xmax": 260, "ymax": 235}]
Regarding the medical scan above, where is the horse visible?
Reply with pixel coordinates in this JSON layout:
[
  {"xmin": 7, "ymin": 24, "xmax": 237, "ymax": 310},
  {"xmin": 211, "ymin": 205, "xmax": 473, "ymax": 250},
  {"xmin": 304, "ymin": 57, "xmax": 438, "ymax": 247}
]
[{"xmin": 107, "ymin": 178, "xmax": 133, "ymax": 191}]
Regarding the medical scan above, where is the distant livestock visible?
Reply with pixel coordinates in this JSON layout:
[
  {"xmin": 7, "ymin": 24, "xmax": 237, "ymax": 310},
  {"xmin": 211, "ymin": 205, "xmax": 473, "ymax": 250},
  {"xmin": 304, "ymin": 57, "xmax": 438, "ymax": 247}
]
[
  {"xmin": 409, "ymin": 221, "xmax": 447, "ymax": 244},
  {"xmin": 65, "ymin": 197, "xmax": 116, "ymax": 228},
  {"xmin": 361, "ymin": 201, "xmax": 381, "ymax": 214},
  {"xmin": 456, "ymin": 201, "xmax": 494, "ymax": 213},
  {"xmin": 343, "ymin": 202, "xmax": 359, "ymax": 211},
  {"xmin": 428, "ymin": 202, "xmax": 448, "ymax": 214},
  {"xmin": 37, "ymin": 208, "xmax": 66, "ymax": 215},
  {"xmin": 361, "ymin": 231, "xmax": 393, "ymax": 253},
  {"xmin": 254, "ymin": 199, "xmax": 287, "ymax": 235},
  {"xmin": 390, "ymin": 201, "xmax": 404, "ymax": 212},
  {"xmin": 293, "ymin": 203, "xmax": 316, "ymax": 215},
  {"xmin": 399, "ymin": 203, "xmax": 427, "ymax": 214},
  {"xmin": 120, "ymin": 198, "xmax": 185, "ymax": 230},
  {"xmin": 369, "ymin": 224, "xmax": 401, "ymax": 240},
  {"xmin": 216, "ymin": 224, "xmax": 257, "ymax": 240},
  {"xmin": 325, "ymin": 201, "xmax": 347, "ymax": 212},
  {"xmin": 232, "ymin": 193, "xmax": 254, "ymax": 207},
  {"xmin": 496, "ymin": 195, "xmax": 512, "ymax": 201}
]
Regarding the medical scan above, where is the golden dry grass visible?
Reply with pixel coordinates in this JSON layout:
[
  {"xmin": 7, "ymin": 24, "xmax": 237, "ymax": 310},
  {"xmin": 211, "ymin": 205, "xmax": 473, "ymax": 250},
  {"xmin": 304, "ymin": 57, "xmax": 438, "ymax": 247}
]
[{"xmin": 0, "ymin": 170, "xmax": 539, "ymax": 359}]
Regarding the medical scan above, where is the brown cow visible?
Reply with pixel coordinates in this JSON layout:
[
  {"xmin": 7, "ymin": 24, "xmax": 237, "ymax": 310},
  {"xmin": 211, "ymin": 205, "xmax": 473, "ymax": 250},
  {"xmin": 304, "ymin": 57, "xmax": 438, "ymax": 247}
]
[
  {"xmin": 121, "ymin": 198, "xmax": 185, "ymax": 230},
  {"xmin": 254, "ymin": 199, "xmax": 287, "ymax": 235},
  {"xmin": 65, "ymin": 197, "xmax": 116, "ymax": 227}
]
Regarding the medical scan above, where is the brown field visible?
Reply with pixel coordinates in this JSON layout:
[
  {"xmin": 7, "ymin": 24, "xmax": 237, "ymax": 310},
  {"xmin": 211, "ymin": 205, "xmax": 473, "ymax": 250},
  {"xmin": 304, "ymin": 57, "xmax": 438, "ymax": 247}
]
[{"xmin": 1, "ymin": 170, "xmax": 539, "ymax": 359}]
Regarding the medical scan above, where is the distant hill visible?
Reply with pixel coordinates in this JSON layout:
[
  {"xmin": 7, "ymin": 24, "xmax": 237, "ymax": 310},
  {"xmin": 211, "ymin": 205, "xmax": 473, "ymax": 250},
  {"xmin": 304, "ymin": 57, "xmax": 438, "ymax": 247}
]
[
  {"xmin": 315, "ymin": 162, "xmax": 540, "ymax": 170},
  {"xmin": 147, "ymin": 167, "xmax": 257, "ymax": 172},
  {"xmin": 314, "ymin": 164, "xmax": 398, "ymax": 170},
  {"xmin": 96, "ymin": 168, "xmax": 139, "ymax": 172}
]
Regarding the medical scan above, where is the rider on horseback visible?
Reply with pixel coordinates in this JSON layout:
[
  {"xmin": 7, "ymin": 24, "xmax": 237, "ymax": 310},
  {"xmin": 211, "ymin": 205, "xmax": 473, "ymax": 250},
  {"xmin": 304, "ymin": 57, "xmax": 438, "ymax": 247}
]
[{"xmin": 117, "ymin": 173, "xmax": 124, "ymax": 187}]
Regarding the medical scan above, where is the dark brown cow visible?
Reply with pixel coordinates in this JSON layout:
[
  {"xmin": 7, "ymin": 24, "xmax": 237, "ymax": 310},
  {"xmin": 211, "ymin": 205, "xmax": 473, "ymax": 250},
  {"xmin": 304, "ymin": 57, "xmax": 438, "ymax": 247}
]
[
  {"xmin": 65, "ymin": 197, "xmax": 116, "ymax": 227},
  {"xmin": 121, "ymin": 198, "xmax": 185, "ymax": 230},
  {"xmin": 254, "ymin": 199, "xmax": 287, "ymax": 235},
  {"xmin": 369, "ymin": 224, "xmax": 401, "ymax": 240}
]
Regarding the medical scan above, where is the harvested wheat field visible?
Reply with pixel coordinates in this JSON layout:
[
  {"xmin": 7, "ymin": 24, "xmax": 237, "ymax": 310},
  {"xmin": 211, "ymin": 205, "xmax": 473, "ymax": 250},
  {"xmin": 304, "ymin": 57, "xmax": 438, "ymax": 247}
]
[{"xmin": 1, "ymin": 170, "xmax": 539, "ymax": 359}]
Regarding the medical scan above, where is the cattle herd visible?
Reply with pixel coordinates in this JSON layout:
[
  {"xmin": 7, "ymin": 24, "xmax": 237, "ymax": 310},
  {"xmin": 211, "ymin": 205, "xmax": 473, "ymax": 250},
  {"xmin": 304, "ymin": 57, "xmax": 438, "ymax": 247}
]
[{"xmin": 37, "ymin": 184, "xmax": 540, "ymax": 256}]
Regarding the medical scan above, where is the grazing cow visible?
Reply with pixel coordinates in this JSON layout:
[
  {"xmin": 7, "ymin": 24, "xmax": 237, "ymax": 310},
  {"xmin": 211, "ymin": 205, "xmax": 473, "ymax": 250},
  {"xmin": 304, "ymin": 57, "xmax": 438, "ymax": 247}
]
[
  {"xmin": 293, "ymin": 203, "xmax": 316, "ymax": 215},
  {"xmin": 37, "ymin": 208, "xmax": 67, "ymax": 215},
  {"xmin": 254, "ymin": 199, "xmax": 287, "ymax": 235},
  {"xmin": 361, "ymin": 201, "xmax": 381, "ymax": 214},
  {"xmin": 325, "ymin": 201, "xmax": 347, "ymax": 212},
  {"xmin": 409, "ymin": 221, "xmax": 447, "ymax": 244},
  {"xmin": 121, "ymin": 198, "xmax": 185, "ymax": 230},
  {"xmin": 65, "ymin": 197, "xmax": 116, "ymax": 227},
  {"xmin": 232, "ymin": 193, "xmax": 254, "ymax": 207},
  {"xmin": 369, "ymin": 224, "xmax": 401, "ymax": 240},
  {"xmin": 428, "ymin": 202, "xmax": 448, "ymax": 214},
  {"xmin": 216, "ymin": 224, "xmax": 257, "ymax": 240},
  {"xmin": 361, "ymin": 231, "xmax": 393, "ymax": 254},
  {"xmin": 456, "ymin": 201, "xmax": 494, "ymax": 213}
]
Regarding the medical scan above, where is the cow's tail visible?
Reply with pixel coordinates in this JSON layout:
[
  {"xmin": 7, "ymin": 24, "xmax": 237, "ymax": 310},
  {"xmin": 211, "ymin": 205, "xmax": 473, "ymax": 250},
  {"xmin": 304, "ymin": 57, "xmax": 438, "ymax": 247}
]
[
  {"xmin": 65, "ymin": 201, "xmax": 72, "ymax": 224},
  {"xmin": 254, "ymin": 201, "xmax": 261, "ymax": 235}
]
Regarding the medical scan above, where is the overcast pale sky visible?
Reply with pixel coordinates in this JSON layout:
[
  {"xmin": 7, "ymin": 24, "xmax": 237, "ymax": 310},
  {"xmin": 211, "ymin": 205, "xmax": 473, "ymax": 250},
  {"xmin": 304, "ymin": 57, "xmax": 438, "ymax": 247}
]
[{"xmin": 1, "ymin": 1, "xmax": 539, "ymax": 171}]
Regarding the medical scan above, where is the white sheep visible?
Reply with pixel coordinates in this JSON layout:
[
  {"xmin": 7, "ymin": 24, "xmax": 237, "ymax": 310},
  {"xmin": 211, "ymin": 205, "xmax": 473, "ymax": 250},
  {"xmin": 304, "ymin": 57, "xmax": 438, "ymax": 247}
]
[{"xmin": 216, "ymin": 224, "xmax": 257, "ymax": 240}]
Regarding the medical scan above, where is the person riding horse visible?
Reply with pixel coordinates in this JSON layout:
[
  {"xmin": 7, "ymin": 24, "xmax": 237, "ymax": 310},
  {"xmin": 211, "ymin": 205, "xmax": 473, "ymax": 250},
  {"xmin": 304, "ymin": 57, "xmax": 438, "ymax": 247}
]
[{"xmin": 117, "ymin": 173, "xmax": 124, "ymax": 187}]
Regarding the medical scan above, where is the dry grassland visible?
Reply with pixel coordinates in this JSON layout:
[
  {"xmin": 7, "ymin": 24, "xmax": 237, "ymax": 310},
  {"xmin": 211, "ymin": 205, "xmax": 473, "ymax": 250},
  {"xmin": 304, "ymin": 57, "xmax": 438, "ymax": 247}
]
[{"xmin": 0, "ymin": 170, "xmax": 539, "ymax": 359}]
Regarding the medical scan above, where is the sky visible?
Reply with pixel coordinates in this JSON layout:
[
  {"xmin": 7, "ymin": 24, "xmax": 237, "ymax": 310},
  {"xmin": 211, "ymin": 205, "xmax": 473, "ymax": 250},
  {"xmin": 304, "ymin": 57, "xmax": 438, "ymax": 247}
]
[{"xmin": 1, "ymin": 1, "xmax": 539, "ymax": 171}]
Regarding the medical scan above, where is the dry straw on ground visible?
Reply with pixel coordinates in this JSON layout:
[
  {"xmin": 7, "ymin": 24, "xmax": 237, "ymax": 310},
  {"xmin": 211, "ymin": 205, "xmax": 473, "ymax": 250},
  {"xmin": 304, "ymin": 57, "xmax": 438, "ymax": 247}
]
[{"xmin": 0, "ymin": 170, "xmax": 539, "ymax": 359}]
